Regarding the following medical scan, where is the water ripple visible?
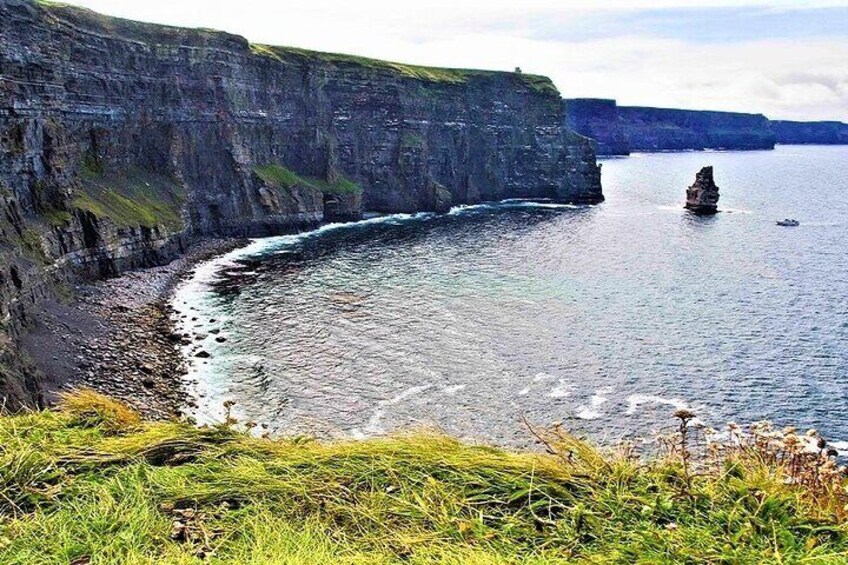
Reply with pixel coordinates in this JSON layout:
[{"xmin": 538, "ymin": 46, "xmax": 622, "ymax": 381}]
[{"xmin": 174, "ymin": 146, "xmax": 848, "ymax": 446}]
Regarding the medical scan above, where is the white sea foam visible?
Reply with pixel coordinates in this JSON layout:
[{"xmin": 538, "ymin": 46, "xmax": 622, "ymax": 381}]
[
  {"xmin": 533, "ymin": 373, "xmax": 555, "ymax": 382},
  {"xmin": 625, "ymin": 394, "xmax": 689, "ymax": 415},
  {"xmin": 548, "ymin": 379, "xmax": 574, "ymax": 399},
  {"xmin": 828, "ymin": 440, "xmax": 848, "ymax": 455},
  {"xmin": 360, "ymin": 384, "xmax": 434, "ymax": 436},
  {"xmin": 448, "ymin": 199, "xmax": 581, "ymax": 215},
  {"xmin": 575, "ymin": 388, "xmax": 613, "ymax": 420}
]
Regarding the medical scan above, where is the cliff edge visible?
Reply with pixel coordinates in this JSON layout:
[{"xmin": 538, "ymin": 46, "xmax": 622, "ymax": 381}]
[{"xmin": 0, "ymin": 0, "xmax": 603, "ymax": 408}]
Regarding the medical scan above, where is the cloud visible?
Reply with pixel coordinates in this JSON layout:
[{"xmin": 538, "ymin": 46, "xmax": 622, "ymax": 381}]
[{"xmin": 527, "ymin": 6, "xmax": 848, "ymax": 43}]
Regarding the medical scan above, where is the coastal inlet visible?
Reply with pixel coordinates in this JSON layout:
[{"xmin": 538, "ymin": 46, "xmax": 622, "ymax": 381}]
[{"xmin": 173, "ymin": 146, "xmax": 848, "ymax": 447}]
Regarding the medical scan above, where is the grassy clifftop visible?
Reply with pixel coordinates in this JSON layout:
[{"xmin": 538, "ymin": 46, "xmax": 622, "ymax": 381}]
[
  {"xmin": 250, "ymin": 45, "xmax": 560, "ymax": 95},
  {"xmin": 1, "ymin": 391, "xmax": 847, "ymax": 563},
  {"xmin": 35, "ymin": 1, "xmax": 558, "ymax": 96}
]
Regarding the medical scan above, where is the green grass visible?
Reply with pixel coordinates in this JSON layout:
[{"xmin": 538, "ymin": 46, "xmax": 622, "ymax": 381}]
[
  {"xmin": 72, "ymin": 169, "xmax": 185, "ymax": 229},
  {"xmin": 17, "ymin": 228, "xmax": 50, "ymax": 265},
  {"xmin": 253, "ymin": 164, "xmax": 362, "ymax": 195},
  {"xmin": 1, "ymin": 391, "xmax": 848, "ymax": 564},
  {"xmin": 249, "ymin": 45, "xmax": 559, "ymax": 94},
  {"xmin": 42, "ymin": 210, "xmax": 73, "ymax": 227}
]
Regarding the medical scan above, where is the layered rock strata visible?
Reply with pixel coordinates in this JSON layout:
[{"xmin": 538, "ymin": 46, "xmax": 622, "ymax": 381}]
[
  {"xmin": 0, "ymin": 0, "xmax": 603, "ymax": 408},
  {"xmin": 685, "ymin": 166, "xmax": 720, "ymax": 215}
]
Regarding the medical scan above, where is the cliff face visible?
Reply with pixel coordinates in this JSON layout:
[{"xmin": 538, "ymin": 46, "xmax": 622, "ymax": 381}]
[
  {"xmin": 564, "ymin": 99, "xmax": 776, "ymax": 155},
  {"xmin": 0, "ymin": 0, "xmax": 602, "ymax": 408},
  {"xmin": 770, "ymin": 121, "xmax": 848, "ymax": 145},
  {"xmin": 564, "ymin": 99, "xmax": 632, "ymax": 155}
]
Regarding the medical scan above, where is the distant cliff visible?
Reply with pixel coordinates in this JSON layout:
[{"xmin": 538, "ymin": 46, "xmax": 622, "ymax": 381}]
[
  {"xmin": 0, "ymin": 0, "xmax": 602, "ymax": 408},
  {"xmin": 770, "ymin": 121, "xmax": 848, "ymax": 145},
  {"xmin": 563, "ymin": 99, "xmax": 632, "ymax": 156},
  {"xmin": 564, "ymin": 99, "xmax": 776, "ymax": 155}
]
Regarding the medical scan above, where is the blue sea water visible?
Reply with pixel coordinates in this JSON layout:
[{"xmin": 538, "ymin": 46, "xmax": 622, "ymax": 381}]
[{"xmin": 174, "ymin": 145, "xmax": 848, "ymax": 447}]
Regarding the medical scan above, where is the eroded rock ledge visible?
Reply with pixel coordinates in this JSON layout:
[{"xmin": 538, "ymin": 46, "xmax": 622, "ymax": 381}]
[{"xmin": 0, "ymin": 0, "xmax": 603, "ymax": 408}]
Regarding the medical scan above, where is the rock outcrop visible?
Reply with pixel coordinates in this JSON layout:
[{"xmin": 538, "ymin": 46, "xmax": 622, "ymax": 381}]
[
  {"xmin": 770, "ymin": 121, "xmax": 848, "ymax": 145},
  {"xmin": 685, "ymin": 167, "xmax": 720, "ymax": 215},
  {"xmin": 0, "ymin": 0, "xmax": 603, "ymax": 408},
  {"xmin": 564, "ymin": 99, "xmax": 776, "ymax": 155}
]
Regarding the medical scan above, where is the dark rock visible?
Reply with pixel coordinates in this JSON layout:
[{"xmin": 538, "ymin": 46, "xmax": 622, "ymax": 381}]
[
  {"xmin": 195, "ymin": 350, "xmax": 211, "ymax": 359},
  {"xmin": 685, "ymin": 167, "xmax": 720, "ymax": 215},
  {"xmin": 564, "ymin": 99, "xmax": 776, "ymax": 155},
  {"xmin": 770, "ymin": 120, "xmax": 848, "ymax": 145}
]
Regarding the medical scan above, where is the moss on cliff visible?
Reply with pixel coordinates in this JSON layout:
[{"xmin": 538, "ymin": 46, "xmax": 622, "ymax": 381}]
[
  {"xmin": 254, "ymin": 164, "xmax": 362, "ymax": 195},
  {"xmin": 72, "ymin": 169, "xmax": 185, "ymax": 230},
  {"xmin": 18, "ymin": 228, "xmax": 50, "ymax": 265}
]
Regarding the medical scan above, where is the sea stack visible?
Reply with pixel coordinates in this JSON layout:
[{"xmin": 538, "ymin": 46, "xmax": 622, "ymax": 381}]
[{"xmin": 685, "ymin": 166, "xmax": 720, "ymax": 214}]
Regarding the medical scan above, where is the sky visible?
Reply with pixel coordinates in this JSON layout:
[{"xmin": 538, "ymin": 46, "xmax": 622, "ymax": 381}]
[{"xmin": 56, "ymin": 0, "xmax": 848, "ymax": 121}]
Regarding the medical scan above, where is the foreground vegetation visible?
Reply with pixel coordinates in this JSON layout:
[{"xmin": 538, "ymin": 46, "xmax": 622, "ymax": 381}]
[{"xmin": 1, "ymin": 392, "xmax": 848, "ymax": 564}]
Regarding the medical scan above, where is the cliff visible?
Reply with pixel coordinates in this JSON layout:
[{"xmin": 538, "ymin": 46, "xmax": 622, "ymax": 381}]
[
  {"xmin": 564, "ymin": 99, "xmax": 776, "ymax": 155},
  {"xmin": 770, "ymin": 120, "xmax": 848, "ymax": 145},
  {"xmin": 0, "ymin": 0, "xmax": 602, "ymax": 408},
  {"xmin": 564, "ymin": 99, "xmax": 633, "ymax": 155}
]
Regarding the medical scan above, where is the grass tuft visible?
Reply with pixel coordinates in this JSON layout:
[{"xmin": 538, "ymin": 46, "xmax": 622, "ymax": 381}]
[
  {"xmin": 1, "ymin": 398, "xmax": 848, "ymax": 563},
  {"xmin": 58, "ymin": 389, "xmax": 142, "ymax": 433}
]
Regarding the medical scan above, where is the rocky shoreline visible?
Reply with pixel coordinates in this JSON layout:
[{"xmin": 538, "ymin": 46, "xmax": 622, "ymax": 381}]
[{"xmin": 22, "ymin": 239, "xmax": 247, "ymax": 419}]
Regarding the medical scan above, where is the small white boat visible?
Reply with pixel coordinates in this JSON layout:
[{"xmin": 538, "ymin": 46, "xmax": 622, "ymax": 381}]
[{"xmin": 776, "ymin": 219, "xmax": 800, "ymax": 227}]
